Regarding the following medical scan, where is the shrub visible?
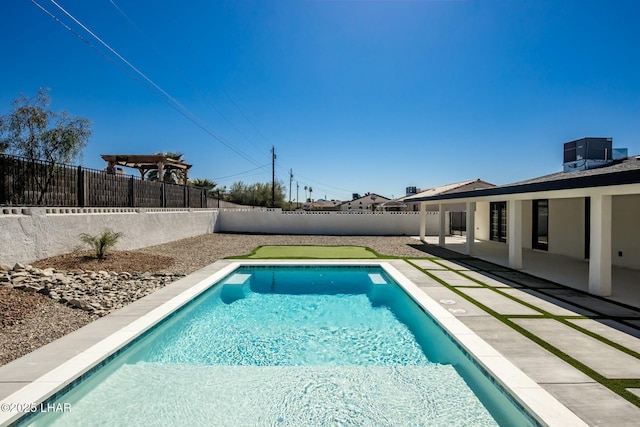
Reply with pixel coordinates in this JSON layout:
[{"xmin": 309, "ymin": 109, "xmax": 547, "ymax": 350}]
[{"xmin": 79, "ymin": 228, "xmax": 123, "ymax": 260}]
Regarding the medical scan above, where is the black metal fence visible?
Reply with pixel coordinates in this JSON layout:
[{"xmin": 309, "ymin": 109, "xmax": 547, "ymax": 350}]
[{"xmin": 0, "ymin": 154, "xmax": 209, "ymax": 208}]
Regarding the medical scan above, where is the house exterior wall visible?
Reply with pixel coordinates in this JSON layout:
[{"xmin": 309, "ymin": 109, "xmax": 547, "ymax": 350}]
[
  {"xmin": 612, "ymin": 194, "xmax": 640, "ymax": 269},
  {"xmin": 470, "ymin": 195, "xmax": 640, "ymax": 270},
  {"xmin": 548, "ymin": 198, "xmax": 585, "ymax": 259}
]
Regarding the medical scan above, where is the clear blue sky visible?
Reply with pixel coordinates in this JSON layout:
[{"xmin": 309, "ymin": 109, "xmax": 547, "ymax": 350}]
[{"xmin": 2, "ymin": 0, "xmax": 639, "ymax": 201}]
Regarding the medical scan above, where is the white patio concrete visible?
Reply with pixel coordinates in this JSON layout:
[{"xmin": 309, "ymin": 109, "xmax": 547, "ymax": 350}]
[{"xmin": 417, "ymin": 236, "xmax": 640, "ymax": 310}]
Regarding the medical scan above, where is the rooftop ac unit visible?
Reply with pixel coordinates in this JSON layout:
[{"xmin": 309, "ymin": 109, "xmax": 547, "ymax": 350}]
[{"xmin": 563, "ymin": 137, "xmax": 613, "ymax": 172}]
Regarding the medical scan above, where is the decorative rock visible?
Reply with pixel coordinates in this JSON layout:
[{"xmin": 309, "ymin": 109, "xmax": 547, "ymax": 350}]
[
  {"xmin": 3, "ymin": 267, "xmax": 182, "ymax": 317},
  {"xmin": 11, "ymin": 271, "xmax": 29, "ymax": 278},
  {"xmin": 13, "ymin": 263, "xmax": 26, "ymax": 271},
  {"xmin": 11, "ymin": 276, "xmax": 29, "ymax": 285}
]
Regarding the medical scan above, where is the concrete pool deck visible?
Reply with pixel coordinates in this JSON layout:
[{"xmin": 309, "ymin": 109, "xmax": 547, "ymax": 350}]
[
  {"xmin": 403, "ymin": 256, "xmax": 640, "ymax": 426},
  {"xmin": 0, "ymin": 258, "xmax": 638, "ymax": 426}
]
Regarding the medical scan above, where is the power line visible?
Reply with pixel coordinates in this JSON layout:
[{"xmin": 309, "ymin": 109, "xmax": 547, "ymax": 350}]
[
  {"xmin": 37, "ymin": 0, "xmax": 266, "ymax": 168},
  {"xmin": 211, "ymin": 164, "xmax": 270, "ymax": 181},
  {"xmin": 107, "ymin": 0, "xmax": 273, "ymax": 165},
  {"xmin": 35, "ymin": 1, "xmax": 360, "ymax": 201}
]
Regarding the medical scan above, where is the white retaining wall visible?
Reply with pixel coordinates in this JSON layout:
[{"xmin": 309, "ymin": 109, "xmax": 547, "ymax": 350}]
[
  {"xmin": 0, "ymin": 207, "xmax": 218, "ymax": 265},
  {"xmin": 0, "ymin": 207, "xmax": 443, "ymax": 265},
  {"xmin": 216, "ymin": 209, "xmax": 442, "ymax": 236}
]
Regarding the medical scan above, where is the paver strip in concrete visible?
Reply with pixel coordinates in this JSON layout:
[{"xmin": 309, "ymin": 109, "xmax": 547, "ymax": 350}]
[
  {"xmin": 458, "ymin": 259, "xmax": 510, "ymax": 271},
  {"xmin": 543, "ymin": 289, "xmax": 640, "ymax": 318},
  {"xmin": 511, "ymin": 318, "xmax": 640, "ymax": 379},
  {"xmin": 457, "ymin": 317, "xmax": 595, "ymax": 384},
  {"xmin": 416, "ymin": 287, "xmax": 491, "ymax": 317},
  {"xmin": 408, "ymin": 259, "xmax": 448, "ymax": 270},
  {"xmin": 460, "ymin": 270, "xmax": 522, "ymax": 288},
  {"xmin": 500, "ymin": 288, "xmax": 596, "ymax": 317},
  {"xmin": 544, "ymin": 383, "xmax": 640, "ymax": 427},
  {"xmin": 566, "ymin": 319, "xmax": 640, "ymax": 354},
  {"xmin": 492, "ymin": 271, "xmax": 563, "ymax": 289},
  {"xmin": 455, "ymin": 287, "xmax": 541, "ymax": 315},
  {"xmin": 431, "ymin": 259, "xmax": 475, "ymax": 270},
  {"xmin": 428, "ymin": 270, "xmax": 483, "ymax": 286}
]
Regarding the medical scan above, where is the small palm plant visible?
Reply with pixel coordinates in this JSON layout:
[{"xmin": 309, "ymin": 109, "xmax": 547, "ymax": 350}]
[{"xmin": 79, "ymin": 228, "xmax": 123, "ymax": 260}]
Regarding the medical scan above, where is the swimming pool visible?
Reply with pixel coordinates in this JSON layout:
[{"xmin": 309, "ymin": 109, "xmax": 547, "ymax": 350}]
[{"xmin": 3, "ymin": 261, "xmax": 584, "ymax": 426}]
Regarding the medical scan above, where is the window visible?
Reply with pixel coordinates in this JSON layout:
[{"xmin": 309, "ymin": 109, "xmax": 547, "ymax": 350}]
[
  {"xmin": 532, "ymin": 199, "xmax": 548, "ymax": 251},
  {"xmin": 490, "ymin": 202, "xmax": 507, "ymax": 243}
]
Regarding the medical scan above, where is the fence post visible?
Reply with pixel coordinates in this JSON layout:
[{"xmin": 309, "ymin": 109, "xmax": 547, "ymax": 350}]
[
  {"xmin": 162, "ymin": 182, "xmax": 166, "ymax": 208},
  {"xmin": 77, "ymin": 166, "xmax": 84, "ymax": 207},
  {"xmin": 184, "ymin": 184, "xmax": 188, "ymax": 208},
  {"xmin": 130, "ymin": 175, "xmax": 135, "ymax": 207}
]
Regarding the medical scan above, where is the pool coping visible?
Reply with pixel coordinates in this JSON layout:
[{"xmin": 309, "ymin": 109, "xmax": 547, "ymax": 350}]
[{"xmin": 0, "ymin": 260, "xmax": 587, "ymax": 426}]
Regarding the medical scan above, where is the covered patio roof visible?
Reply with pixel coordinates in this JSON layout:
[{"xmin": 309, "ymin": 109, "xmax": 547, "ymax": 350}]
[
  {"xmin": 407, "ymin": 157, "xmax": 640, "ymax": 299},
  {"xmin": 406, "ymin": 157, "xmax": 640, "ymax": 203},
  {"xmin": 101, "ymin": 154, "xmax": 192, "ymax": 182}
]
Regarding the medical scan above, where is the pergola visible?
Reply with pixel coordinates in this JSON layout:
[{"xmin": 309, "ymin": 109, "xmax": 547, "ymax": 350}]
[{"xmin": 101, "ymin": 154, "xmax": 192, "ymax": 183}]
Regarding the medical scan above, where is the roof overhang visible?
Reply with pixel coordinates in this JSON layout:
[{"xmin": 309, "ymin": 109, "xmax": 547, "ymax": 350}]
[{"xmin": 406, "ymin": 168, "xmax": 640, "ymax": 204}]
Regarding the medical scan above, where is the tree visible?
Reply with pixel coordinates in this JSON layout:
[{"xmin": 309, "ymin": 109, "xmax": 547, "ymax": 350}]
[
  {"xmin": 147, "ymin": 152, "xmax": 187, "ymax": 184},
  {"xmin": 227, "ymin": 180, "xmax": 286, "ymax": 207},
  {"xmin": 0, "ymin": 88, "xmax": 91, "ymax": 164},
  {"xmin": 79, "ymin": 228, "xmax": 123, "ymax": 260},
  {"xmin": 190, "ymin": 178, "xmax": 217, "ymax": 196}
]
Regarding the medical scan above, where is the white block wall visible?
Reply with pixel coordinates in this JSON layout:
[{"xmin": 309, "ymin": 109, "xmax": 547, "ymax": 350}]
[
  {"xmin": 0, "ymin": 207, "xmax": 442, "ymax": 265},
  {"xmin": 0, "ymin": 207, "xmax": 218, "ymax": 265},
  {"xmin": 216, "ymin": 209, "xmax": 440, "ymax": 236}
]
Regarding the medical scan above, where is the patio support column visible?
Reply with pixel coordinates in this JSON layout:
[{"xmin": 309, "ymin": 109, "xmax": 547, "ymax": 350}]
[
  {"xmin": 589, "ymin": 194, "xmax": 612, "ymax": 296},
  {"xmin": 465, "ymin": 202, "xmax": 476, "ymax": 255},
  {"xmin": 438, "ymin": 204, "xmax": 446, "ymax": 247},
  {"xmin": 508, "ymin": 199, "xmax": 522, "ymax": 269},
  {"xmin": 419, "ymin": 203, "xmax": 427, "ymax": 241}
]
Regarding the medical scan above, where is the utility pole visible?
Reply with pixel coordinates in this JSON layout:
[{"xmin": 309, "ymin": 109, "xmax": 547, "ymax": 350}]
[
  {"xmin": 289, "ymin": 169, "xmax": 293, "ymax": 210},
  {"xmin": 271, "ymin": 146, "xmax": 276, "ymax": 207},
  {"xmin": 296, "ymin": 181, "xmax": 299, "ymax": 209}
]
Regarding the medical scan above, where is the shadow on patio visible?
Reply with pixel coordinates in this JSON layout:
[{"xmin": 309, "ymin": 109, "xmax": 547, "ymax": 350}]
[{"xmin": 410, "ymin": 235, "xmax": 640, "ymax": 338}]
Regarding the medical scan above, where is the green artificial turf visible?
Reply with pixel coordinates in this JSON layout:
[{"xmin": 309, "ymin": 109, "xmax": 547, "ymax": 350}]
[{"xmin": 244, "ymin": 245, "xmax": 378, "ymax": 259}]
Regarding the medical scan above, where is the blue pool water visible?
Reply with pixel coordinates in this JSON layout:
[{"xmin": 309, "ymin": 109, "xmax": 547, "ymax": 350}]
[{"xmin": 24, "ymin": 265, "xmax": 537, "ymax": 426}]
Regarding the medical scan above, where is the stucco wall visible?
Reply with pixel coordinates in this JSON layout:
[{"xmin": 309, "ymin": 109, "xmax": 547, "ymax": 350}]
[
  {"xmin": 0, "ymin": 207, "xmax": 442, "ymax": 265},
  {"xmin": 548, "ymin": 198, "xmax": 585, "ymax": 258},
  {"xmin": 216, "ymin": 209, "xmax": 434, "ymax": 236},
  {"xmin": 612, "ymin": 194, "xmax": 640, "ymax": 269},
  {"xmin": 0, "ymin": 207, "xmax": 218, "ymax": 265}
]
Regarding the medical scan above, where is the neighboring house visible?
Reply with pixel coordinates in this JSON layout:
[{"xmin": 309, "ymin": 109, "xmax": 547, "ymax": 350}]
[
  {"xmin": 305, "ymin": 199, "xmax": 342, "ymax": 211},
  {"xmin": 406, "ymin": 139, "xmax": 640, "ymax": 298},
  {"xmin": 340, "ymin": 193, "xmax": 391, "ymax": 211},
  {"xmin": 400, "ymin": 179, "xmax": 496, "ymax": 212}
]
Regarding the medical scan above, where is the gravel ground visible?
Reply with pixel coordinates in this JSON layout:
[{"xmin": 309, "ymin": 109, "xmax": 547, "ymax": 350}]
[{"xmin": 0, "ymin": 234, "xmax": 431, "ymax": 366}]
